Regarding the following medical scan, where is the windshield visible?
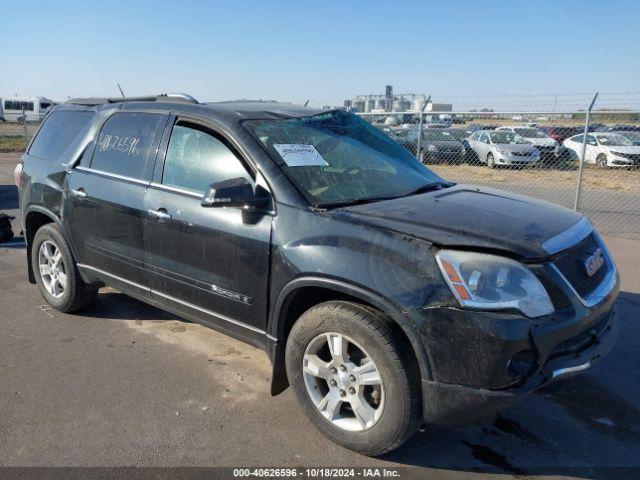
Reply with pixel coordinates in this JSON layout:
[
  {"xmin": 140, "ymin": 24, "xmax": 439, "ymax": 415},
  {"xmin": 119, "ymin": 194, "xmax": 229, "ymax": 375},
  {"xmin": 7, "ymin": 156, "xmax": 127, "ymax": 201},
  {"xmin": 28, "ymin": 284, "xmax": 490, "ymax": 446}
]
[
  {"xmin": 489, "ymin": 131, "xmax": 529, "ymax": 144},
  {"xmin": 423, "ymin": 130, "xmax": 458, "ymax": 141},
  {"xmin": 244, "ymin": 110, "xmax": 444, "ymax": 207},
  {"xmin": 596, "ymin": 133, "xmax": 634, "ymax": 146},
  {"xmin": 441, "ymin": 129, "xmax": 470, "ymax": 140},
  {"xmin": 514, "ymin": 128, "xmax": 548, "ymax": 138}
]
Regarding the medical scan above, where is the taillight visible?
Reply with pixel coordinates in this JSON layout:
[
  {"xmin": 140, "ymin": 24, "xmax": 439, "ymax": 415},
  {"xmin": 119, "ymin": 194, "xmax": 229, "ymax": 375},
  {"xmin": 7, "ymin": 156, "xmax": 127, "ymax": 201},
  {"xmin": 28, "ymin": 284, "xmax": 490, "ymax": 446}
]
[{"xmin": 14, "ymin": 163, "xmax": 23, "ymax": 187}]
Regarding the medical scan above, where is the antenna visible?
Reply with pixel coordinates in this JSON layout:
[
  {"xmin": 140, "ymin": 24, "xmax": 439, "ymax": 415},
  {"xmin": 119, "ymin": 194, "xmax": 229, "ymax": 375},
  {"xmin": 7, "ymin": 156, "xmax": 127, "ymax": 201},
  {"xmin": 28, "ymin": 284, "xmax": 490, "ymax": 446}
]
[
  {"xmin": 117, "ymin": 83, "xmax": 125, "ymax": 98},
  {"xmin": 304, "ymin": 100, "xmax": 309, "ymax": 107}
]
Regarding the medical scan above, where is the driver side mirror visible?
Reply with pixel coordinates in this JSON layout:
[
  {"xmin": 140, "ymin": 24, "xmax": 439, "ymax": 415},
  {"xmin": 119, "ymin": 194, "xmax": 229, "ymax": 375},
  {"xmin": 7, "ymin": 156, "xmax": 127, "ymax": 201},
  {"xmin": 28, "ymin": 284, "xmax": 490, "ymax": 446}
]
[{"xmin": 201, "ymin": 177, "xmax": 271, "ymax": 209}]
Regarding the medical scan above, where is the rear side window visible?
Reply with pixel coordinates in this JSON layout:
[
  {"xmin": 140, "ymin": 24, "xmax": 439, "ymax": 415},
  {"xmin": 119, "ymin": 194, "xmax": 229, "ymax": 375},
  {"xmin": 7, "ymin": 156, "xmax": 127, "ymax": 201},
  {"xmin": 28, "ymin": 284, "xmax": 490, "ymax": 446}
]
[
  {"xmin": 29, "ymin": 110, "xmax": 93, "ymax": 161},
  {"xmin": 162, "ymin": 124, "xmax": 253, "ymax": 194},
  {"xmin": 91, "ymin": 112, "xmax": 164, "ymax": 180}
]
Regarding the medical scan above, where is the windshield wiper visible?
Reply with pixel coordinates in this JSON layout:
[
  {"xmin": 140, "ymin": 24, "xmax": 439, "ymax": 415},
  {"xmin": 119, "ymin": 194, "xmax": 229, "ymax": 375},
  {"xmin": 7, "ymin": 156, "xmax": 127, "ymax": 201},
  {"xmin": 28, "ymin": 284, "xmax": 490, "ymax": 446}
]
[
  {"xmin": 401, "ymin": 181, "xmax": 452, "ymax": 197},
  {"xmin": 316, "ymin": 195, "xmax": 402, "ymax": 210},
  {"xmin": 316, "ymin": 182, "xmax": 452, "ymax": 210}
]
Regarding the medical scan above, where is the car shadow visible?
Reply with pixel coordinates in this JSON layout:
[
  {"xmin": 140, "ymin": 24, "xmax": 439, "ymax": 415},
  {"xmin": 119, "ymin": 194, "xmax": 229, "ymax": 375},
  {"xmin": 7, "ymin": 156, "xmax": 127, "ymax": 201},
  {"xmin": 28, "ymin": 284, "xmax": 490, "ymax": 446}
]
[
  {"xmin": 383, "ymin": 291, "xmax": 640, "ymax": 479},
  {"xmin": 76, "ymin": 290, "xmax": 181, "ymax": 322}
]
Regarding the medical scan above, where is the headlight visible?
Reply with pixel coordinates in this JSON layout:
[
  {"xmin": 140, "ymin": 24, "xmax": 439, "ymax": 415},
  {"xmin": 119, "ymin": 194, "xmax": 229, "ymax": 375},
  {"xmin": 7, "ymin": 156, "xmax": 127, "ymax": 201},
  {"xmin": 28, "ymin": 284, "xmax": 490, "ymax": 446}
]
[
  {"xmin": 497, "ymin": 149, "xmax": 512, "ymax": 156},
  {"xmin": 435, "ymin": 250, "xmax": 554, "ymax": 318},
  {"xmin": 428, "ymin": 144, "xmax": 438, "ymax": 152}
]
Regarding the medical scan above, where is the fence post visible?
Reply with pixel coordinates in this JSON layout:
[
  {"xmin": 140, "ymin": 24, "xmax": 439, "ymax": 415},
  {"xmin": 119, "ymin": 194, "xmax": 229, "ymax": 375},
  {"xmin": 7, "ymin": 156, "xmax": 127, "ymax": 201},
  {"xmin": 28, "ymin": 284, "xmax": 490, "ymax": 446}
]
[
  {"xmin": 415, "ymin": 95, "xmax": 430, "ymax": 162},
  {"xmin": 22, "ymin": 108, "xmax": 28, "ymax": 140},
  {"xmin": 573, "ymin": 92, "xmax": 598, "ymax": 211}
]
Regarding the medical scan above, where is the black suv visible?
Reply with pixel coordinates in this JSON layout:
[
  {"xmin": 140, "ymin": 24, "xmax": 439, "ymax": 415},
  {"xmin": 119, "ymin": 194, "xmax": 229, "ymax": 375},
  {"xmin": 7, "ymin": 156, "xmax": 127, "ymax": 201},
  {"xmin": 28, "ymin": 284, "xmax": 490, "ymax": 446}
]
[{"xmin": 16, "ymin": 94, "xmax": 619, "ymax": 455}]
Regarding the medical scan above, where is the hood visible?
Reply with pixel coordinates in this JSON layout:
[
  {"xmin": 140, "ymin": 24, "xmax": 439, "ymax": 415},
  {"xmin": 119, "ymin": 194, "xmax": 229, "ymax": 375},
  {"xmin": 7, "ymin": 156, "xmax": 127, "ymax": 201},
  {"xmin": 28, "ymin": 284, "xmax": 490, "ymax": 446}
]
[
  {"xmin": 334, "ymin": 185, "xmax": 582, "ymax": 260},
  {"xmin": 493, "ymin": 143, "xmax": 538, "ymax": 153}
]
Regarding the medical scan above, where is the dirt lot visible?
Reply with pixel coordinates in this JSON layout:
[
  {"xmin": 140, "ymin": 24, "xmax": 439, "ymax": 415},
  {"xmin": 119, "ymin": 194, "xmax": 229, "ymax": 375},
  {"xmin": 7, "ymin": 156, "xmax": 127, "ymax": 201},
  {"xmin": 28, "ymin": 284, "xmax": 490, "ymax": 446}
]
[
  {"xmin": 1, "ymin": 152, "xmax": 640, "ymax": 478},
  {"xmin": 432, "ymin": 163, "xmax": 640, "ymax": 193}
]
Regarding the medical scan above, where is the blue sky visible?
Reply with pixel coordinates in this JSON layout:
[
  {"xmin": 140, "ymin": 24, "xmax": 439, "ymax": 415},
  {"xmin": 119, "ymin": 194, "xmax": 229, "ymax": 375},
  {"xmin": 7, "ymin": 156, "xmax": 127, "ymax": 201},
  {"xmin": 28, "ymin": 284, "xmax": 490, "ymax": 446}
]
[{"xmin": 1, "ymin": 0, "xmax": 639, "ymax": 108}]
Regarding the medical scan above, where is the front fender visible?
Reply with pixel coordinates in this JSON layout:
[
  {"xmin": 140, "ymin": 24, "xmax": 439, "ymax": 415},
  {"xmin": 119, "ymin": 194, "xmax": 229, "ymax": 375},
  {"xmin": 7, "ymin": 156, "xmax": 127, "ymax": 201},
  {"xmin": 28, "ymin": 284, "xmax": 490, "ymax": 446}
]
[{"xmin": 268, "ymin": 275, "xmax": 434, "ymax": 395}]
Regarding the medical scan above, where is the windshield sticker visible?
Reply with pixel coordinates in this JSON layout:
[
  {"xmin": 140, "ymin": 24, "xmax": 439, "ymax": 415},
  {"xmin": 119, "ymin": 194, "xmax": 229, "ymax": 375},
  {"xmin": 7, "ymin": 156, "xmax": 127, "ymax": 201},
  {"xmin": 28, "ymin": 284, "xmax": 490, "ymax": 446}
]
[{"xmin": 274, "ymin": 144, "xmax": 328, "ymax": 167}]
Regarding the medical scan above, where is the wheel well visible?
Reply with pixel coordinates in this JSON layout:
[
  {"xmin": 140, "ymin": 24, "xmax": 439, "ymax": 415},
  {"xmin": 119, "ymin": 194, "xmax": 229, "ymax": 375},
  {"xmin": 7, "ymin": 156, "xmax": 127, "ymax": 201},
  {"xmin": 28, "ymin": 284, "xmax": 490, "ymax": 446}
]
[
  {"xmin": 25, "ymin": 211, "xmax": 55, "ymax": 283},
  {"xmin": 270, "ymin": 286, "xmax": 421, "ymax": 396}
]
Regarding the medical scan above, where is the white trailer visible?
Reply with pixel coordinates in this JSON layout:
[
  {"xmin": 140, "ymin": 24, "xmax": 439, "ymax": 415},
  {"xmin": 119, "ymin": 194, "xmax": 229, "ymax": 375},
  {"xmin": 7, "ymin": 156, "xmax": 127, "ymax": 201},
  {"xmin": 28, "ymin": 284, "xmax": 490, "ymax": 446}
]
[{"xmin": 0, "ymin": 96, "xmax": 55, "ymax": 123}]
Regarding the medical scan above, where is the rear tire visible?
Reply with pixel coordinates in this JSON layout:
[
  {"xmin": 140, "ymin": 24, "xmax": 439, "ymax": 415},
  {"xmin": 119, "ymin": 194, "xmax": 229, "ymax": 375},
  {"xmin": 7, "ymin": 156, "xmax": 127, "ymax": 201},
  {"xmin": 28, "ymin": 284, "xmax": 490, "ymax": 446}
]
[
  {"xmin": 32, "ymin": 223, "xmax": 97, "ymax": 313},
  {"xmin": 487, "ymin": 152, "xmax": 495, "ymax": 168},
  {"xmin": 286, "ymin": 301, "xmax": 421, "ymax": 456}
]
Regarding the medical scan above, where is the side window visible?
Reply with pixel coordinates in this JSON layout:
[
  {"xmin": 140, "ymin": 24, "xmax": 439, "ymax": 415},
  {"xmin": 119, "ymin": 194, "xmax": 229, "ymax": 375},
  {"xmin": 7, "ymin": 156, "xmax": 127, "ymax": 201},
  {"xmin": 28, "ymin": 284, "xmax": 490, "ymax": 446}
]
[
  {"xmin": 162, "ymin": 123, "xmax": 253, "ymax": 194},
  {"xmin": 481, "ymin": 133, "xmax": 490, "ymax": 144},
  {"xmin": 572, "ymin": 134, "xmax": 584, "ymax": 143},
  {"xmin": 91, "ymin": 112, "xmax": 164, "ymax": 180},
  {"xmin": 29, "ymin": 110, "xmax": 94, "ymax": 161},
  {"xmin": 587, "ymin": 135, "xmax": 597, "ymax": 145}
]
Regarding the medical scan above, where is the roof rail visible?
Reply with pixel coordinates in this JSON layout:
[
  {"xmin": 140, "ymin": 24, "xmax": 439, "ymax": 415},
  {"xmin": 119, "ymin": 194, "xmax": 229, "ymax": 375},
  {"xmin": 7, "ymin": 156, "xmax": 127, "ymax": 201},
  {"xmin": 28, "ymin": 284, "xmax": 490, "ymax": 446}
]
[{"xmin": 66, "ymin": 93, "xmax": 199, "ymax": 106}]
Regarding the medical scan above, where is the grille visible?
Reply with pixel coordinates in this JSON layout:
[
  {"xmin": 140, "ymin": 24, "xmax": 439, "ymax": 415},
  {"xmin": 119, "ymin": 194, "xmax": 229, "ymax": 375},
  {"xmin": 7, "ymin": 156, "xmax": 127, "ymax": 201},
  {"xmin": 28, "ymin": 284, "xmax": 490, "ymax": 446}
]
[
  {"xmin": 511, "ymin": 151, "xmax": 532, "ymax": 157},
  {"xmin": 553, "ymin": 233, "xmax": 608, "ymax": 298}
]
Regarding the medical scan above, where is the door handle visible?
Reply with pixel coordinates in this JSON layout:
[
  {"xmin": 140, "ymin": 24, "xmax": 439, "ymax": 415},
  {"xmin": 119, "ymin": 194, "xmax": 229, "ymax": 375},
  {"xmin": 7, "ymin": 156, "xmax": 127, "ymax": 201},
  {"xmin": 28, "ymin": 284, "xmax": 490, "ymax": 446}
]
[
  {"xmin": 148, "ymin": 209, "xmax": 172, "ymax": 221},
  {"xmin": 71, "ymin": 188, "xmax": 86, "ymax": 199}
]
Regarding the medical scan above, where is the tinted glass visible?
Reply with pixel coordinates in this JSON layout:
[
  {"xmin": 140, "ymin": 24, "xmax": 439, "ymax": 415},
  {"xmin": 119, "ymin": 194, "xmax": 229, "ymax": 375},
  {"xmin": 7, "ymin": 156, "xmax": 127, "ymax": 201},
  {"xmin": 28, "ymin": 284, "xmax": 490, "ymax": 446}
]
[
  {"xmin": 91, "ymin": 113, "xmax": 163, "ymax": 180},
  {"xmin": 514, "ymin": 128, "xmax": 547, "ymax": 138},
  {"xmin": 244, "ymin": 110, "xmax": 442, "ymax": 207},
  {"xmin": 424, "ymin": 130, "xmax": 457, "ymax": 141},
  {"xmin": 29, "ymin": 110, "xmax": 93, "ymax": 161},
  {"xmin": 490, "ymin": 131, "xmax": 528, "ymax": 144},
  {"xmin": 162, "ymin": 124, "xmax": 252, "ymax": 194}
]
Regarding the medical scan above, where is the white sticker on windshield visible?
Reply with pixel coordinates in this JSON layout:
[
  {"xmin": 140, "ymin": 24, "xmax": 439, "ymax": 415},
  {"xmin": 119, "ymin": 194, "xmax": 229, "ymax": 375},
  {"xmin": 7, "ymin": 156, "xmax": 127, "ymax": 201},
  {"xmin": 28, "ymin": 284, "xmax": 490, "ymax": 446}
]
[{"xmin": 273, "ymin": 144, "xmax": 329, "ymax": 167}]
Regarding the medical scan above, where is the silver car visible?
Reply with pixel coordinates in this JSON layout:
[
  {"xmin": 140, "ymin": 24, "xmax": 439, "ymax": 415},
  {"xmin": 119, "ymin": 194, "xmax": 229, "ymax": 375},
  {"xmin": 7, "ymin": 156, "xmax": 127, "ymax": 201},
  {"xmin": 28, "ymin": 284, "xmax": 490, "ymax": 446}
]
[{"xmin": 467, "ymin": 130, "xmax": 540, "ymax": 168}]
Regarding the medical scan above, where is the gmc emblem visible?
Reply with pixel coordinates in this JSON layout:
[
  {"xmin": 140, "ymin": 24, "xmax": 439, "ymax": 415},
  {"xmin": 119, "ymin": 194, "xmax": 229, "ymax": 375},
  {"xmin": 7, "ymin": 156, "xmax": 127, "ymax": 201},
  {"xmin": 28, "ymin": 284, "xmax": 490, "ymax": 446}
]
[{"xmin": 584, "ymin": 248, "xmax": 605, "ymax": 277}]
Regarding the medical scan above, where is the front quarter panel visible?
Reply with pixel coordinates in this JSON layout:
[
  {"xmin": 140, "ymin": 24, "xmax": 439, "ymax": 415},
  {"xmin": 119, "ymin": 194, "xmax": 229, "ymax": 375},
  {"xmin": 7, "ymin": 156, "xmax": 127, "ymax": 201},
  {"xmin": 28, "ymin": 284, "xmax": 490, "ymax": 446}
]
[{"xmin": 270, "ymin": 204, "xmax": 452, "ymax": 315}]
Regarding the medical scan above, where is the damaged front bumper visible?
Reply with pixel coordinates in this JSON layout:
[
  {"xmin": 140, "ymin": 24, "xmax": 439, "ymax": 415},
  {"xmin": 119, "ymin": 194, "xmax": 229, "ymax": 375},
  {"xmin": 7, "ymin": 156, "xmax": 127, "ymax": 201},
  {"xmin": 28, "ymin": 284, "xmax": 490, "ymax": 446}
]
[{"xmin": 415, "ymin": 264, "xmax": 619, "ymax": 426}]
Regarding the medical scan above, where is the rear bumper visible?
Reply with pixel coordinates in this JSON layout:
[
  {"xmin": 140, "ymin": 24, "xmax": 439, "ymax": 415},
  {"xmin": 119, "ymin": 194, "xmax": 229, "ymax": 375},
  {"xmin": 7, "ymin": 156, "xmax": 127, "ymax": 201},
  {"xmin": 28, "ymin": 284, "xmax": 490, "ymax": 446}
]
[{"xmin": 421, "ymin": 306, "xmax": 618, "ymax": 425}]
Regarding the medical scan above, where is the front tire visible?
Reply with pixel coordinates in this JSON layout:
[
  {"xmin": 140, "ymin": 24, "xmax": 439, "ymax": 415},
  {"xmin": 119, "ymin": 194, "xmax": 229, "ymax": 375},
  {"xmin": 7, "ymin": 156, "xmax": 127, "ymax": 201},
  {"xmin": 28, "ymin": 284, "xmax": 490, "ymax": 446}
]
[
  {"xmin": 596, "ymin": 153, "xmax": 608, "ymax": 169},
  {"xmin": 32, "ymin": 224, "xmax": 97, "ymax": 312},
  {"xmin": 285, "ymin": 301, "xmax": 421, "ymax": 456},
  {"xmin": 487, "ymin": 152, "xmax": 495, "ymax": 168}
]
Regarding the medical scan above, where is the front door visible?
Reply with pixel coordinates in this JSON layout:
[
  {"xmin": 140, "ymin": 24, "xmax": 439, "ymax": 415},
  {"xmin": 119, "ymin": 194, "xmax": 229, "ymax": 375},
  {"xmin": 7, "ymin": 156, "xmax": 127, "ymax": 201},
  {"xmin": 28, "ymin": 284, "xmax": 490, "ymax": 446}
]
[
  {"xmin": 143, "ymin": 119, "xmax": 272, "ymax": 345},
  {"xmin": 65, "ymin": 111, "xmax": 166, "ymax": 290}
]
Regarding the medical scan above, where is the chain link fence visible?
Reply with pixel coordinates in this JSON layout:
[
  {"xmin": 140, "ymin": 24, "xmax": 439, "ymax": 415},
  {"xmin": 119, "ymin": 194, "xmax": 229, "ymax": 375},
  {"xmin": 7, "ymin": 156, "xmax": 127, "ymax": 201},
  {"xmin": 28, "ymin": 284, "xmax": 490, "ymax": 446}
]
[{"xmin": 357, "ymin": 92, "xmax": 640, "ymax": 240}]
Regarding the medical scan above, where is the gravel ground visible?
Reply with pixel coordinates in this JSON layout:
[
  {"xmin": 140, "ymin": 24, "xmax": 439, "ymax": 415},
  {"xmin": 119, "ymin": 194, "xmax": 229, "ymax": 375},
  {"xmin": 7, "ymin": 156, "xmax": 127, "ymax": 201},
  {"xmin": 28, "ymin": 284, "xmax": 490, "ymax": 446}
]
[{"xmin": 1, "ymin": 153, "xmax": 639, "ymax": 479}]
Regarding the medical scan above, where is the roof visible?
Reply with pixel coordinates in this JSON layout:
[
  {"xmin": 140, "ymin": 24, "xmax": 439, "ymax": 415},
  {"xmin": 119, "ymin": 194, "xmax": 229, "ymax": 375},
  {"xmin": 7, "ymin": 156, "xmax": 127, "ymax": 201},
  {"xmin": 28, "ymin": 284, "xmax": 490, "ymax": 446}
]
[{"xmin": 63, "ymin": 93, "xmax": 326, "ymax": 122}]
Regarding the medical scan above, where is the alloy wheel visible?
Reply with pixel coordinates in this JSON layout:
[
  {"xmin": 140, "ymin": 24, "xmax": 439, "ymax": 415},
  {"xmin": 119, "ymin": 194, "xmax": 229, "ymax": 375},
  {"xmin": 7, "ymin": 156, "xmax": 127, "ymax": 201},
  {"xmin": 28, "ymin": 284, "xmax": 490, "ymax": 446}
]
[
  {"xmin": 38, "ymin": 240, "xmax": 67, "ymax": 299},
  {"xmin": 302, "ymin": 332, "xmax": 384, "ymax": 432}
]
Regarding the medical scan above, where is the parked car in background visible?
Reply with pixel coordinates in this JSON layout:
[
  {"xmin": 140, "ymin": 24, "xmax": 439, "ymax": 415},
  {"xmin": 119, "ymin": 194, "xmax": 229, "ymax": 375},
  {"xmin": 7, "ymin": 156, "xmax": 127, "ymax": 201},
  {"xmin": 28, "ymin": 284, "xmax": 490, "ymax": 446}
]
[
  {"xmin": 497, "ymin": 126, "xmax": 558, "ymax": 160},
  {"xmin": 496, "ymin": 126, "xmax": 575, "ymax": 167},
  {"xmin": 611, "ymin": 130, "xmax": 640, "ymax": 146},
  {"xmin": 537, "ymin": 125, "xmax": 580, "ymax": 143},
  {"xmin": 466, "ymin": 130, "xmax": 540, "ymax": 168},
  {"xmin": 388, "ymin": 128, "xmax": 466, "ymax": 164},
  {"xmin": 604, "ymin": 124, "xmax": 640, "ymax": 132},
  {"xmin": 564, "ymin": 132, "xmax": 640, "ymax": 168}
]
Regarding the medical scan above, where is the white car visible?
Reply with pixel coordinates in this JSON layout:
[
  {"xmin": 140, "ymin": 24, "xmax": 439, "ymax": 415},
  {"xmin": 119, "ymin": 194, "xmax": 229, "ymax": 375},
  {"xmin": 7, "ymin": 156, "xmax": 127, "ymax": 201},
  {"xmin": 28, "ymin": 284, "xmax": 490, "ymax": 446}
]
[
  {"xmin": 466, "ymin": 130, "xmax": 540, "ymax": 167},
  {"xmin": 563, "ymin": 132, "xmax": 640, "ymax": 168},
  {"xmin": 497, "ymin": 126, "xmax": 558, "ymax": 160}
]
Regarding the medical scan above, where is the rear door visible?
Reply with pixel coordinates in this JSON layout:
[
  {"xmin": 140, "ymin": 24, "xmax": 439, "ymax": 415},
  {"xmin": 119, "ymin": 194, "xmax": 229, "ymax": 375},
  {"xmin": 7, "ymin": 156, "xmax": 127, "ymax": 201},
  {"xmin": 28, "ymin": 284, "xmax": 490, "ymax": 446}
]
[
  {"xmin": 65, "ymin": 111, "xmax": 167, "ymax": 292},
  {"xmin": 143, "ymin": 118, "xmax": 273, "ymax": 345}
]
